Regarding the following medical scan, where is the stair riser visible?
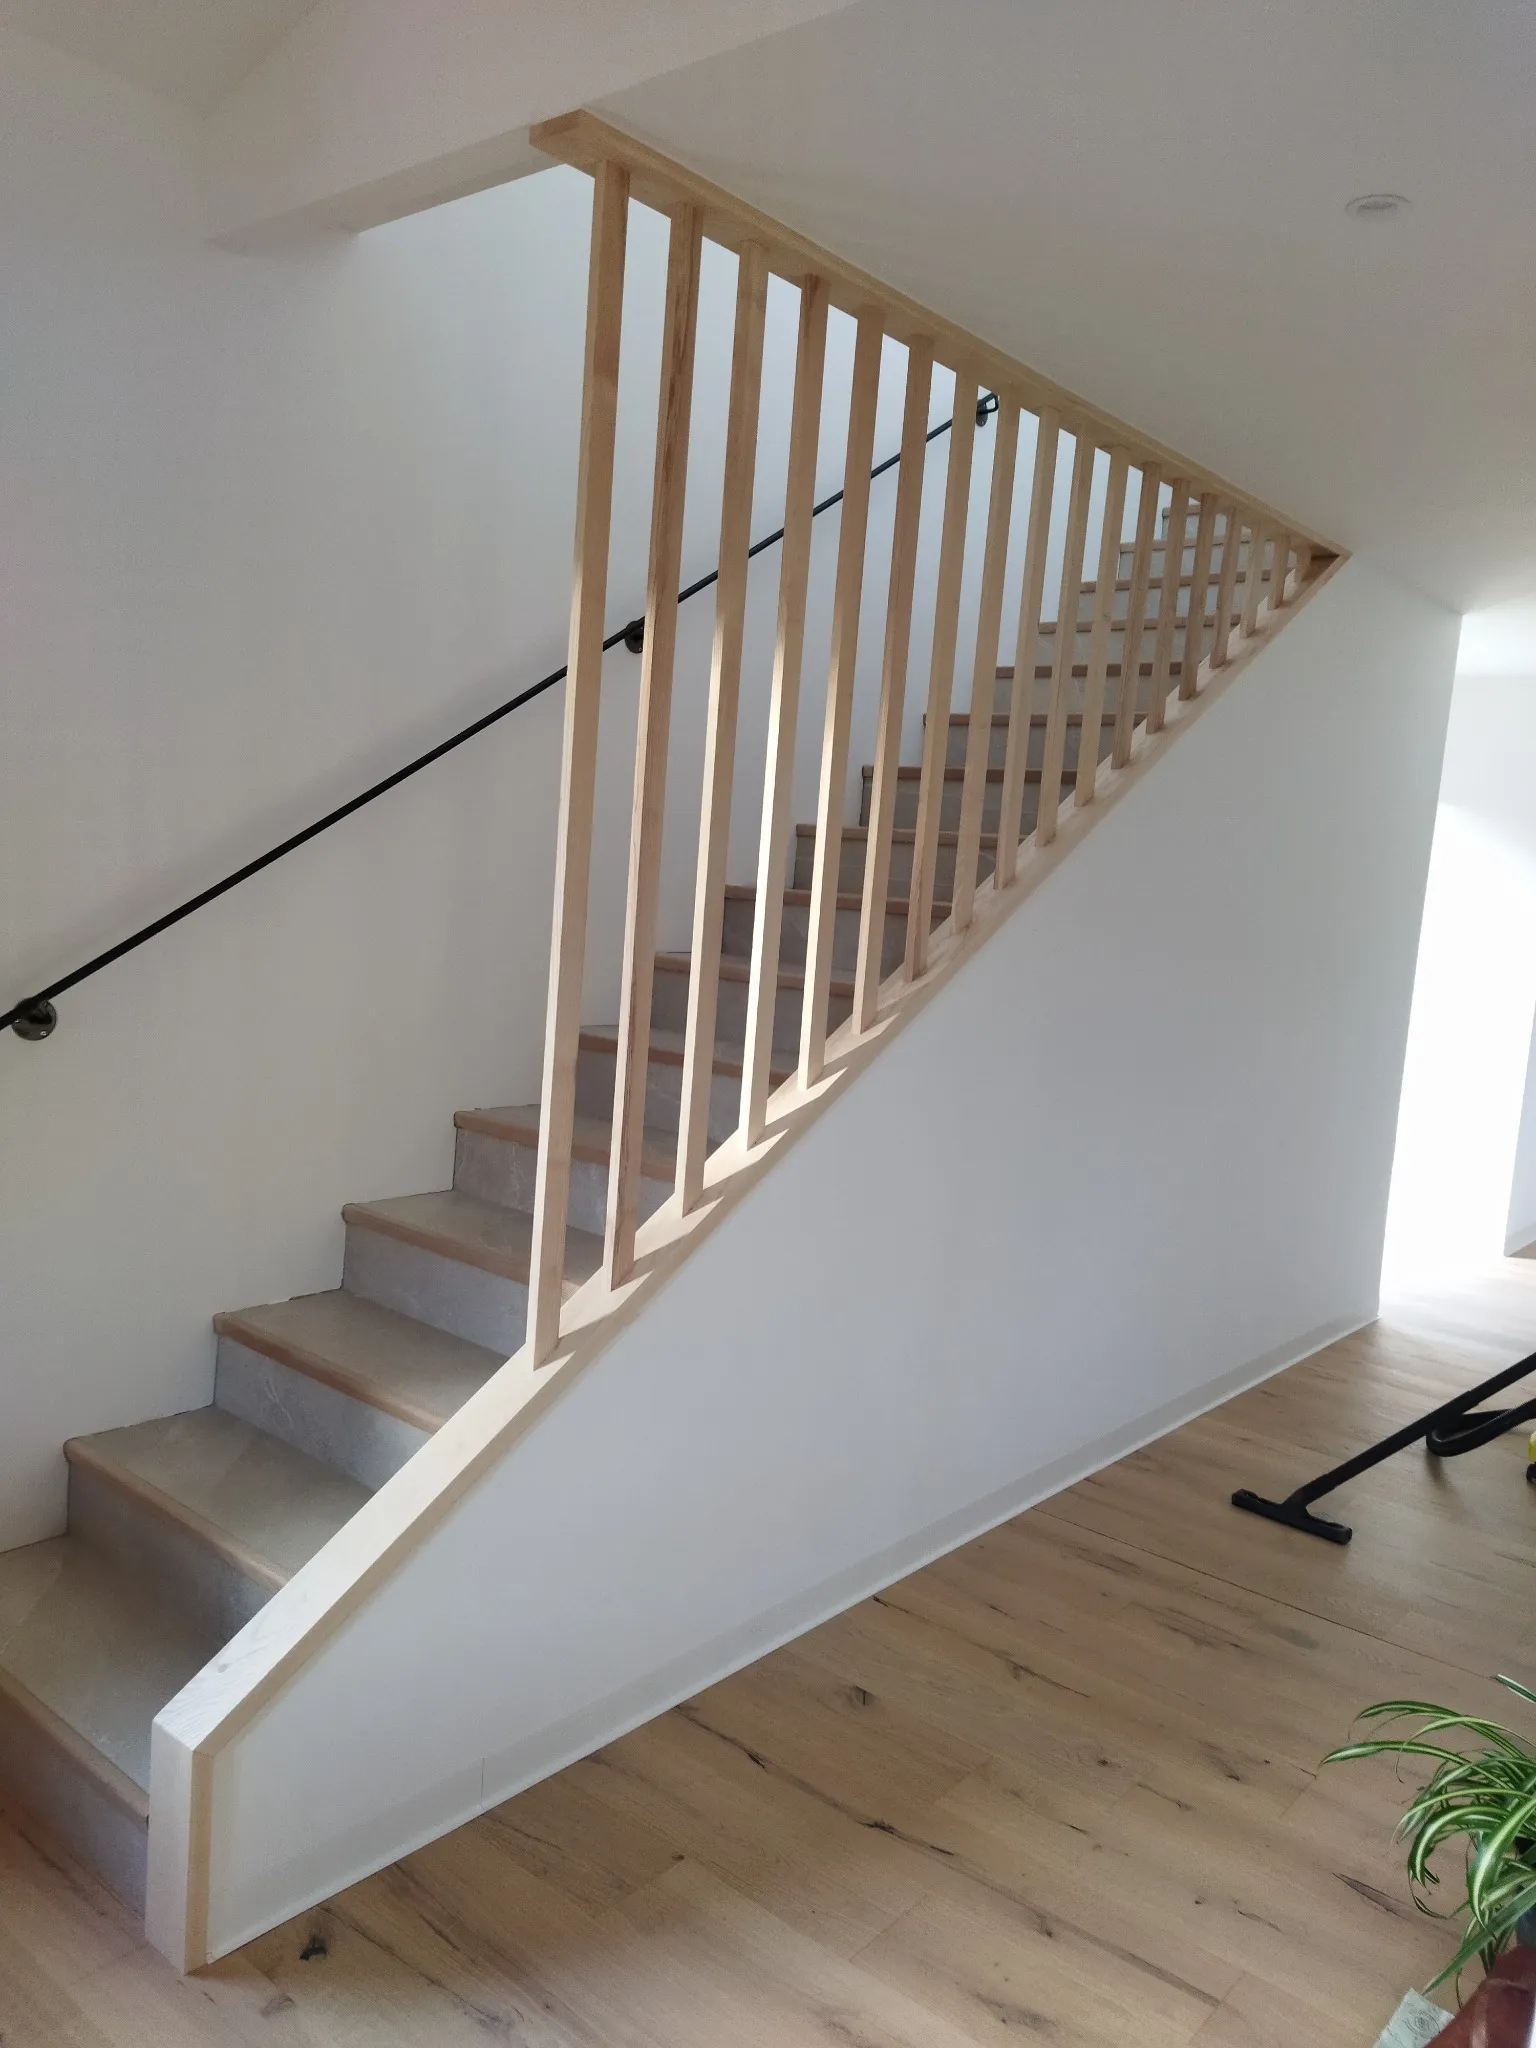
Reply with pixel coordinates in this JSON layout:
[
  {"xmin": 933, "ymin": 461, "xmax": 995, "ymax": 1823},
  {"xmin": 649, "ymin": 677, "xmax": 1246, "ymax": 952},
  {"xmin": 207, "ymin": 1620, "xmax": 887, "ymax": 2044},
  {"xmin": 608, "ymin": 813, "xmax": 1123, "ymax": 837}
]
[
  {"xmin": 343, "ymin": 1222, "xmax": 526, "ymax": 1356},
  {"xmin": 576, "ymin": 1040, "xmax": 742, "ymax": 1146},
  {"xmin": 651, "ymin": 961, "xmax": 851, "ymax": 1054},
  {"xmin": 720, "ymin": 894, "xmax": 911, "ymax": 977},
  {"xmin": 66, "ymin": 1459, "xmax": 269, "ymax": 1641},
  {"xmin": 989, "ymin": 668, "xmax": 1187, "ymax": 717},
  {"xmin": 0, "ymin": 1692, "xmax": 147, "ymax": 1913},
  {"xmin": 1116, "ymin": 537, "xmax": 1251, "ymax": 581},
  {"xmin": 941, "ymin": 718, "xmax": 1115, "ymax": 773},
  {"xmin": 451, "ymin": 1127, "xmax": 670, "ymax": 1236},
  {"xmin": 214, "ymin": 1334, "xmax": 429, "ymax": 1492},
  {"xmin": 883, "ymin": 778, "xmax": 1045, "ymax": 837},
  {"xmin": 800, "ymin": 833, "xmax": 994, "ymax": 900}
]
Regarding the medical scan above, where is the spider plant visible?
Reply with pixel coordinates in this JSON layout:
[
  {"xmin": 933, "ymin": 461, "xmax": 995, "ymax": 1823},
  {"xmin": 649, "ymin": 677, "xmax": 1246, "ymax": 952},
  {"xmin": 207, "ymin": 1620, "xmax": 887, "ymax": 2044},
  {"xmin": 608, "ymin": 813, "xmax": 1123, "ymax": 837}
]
[{"xmin": 1322, "ymin": 1674, "xmax": 1536, "ymax": 1991}]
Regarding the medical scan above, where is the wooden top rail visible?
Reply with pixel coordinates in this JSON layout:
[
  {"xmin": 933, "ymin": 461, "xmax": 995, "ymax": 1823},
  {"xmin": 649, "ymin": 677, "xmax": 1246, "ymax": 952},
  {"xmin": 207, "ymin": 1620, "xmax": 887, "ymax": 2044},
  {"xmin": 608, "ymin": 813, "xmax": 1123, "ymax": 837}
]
[{"xmin": 529, "ymin": 110, "xmax": 1339, "ymax": 558}]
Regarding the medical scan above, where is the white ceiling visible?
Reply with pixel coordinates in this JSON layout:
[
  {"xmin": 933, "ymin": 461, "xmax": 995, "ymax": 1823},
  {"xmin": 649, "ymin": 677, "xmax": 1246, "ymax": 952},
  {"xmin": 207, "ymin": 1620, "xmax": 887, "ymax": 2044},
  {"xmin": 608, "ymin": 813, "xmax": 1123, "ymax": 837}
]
[
  {"xmin": 601, "ymin": 0, "xmax": 1536, "ymax": 614},
  {"xmin": 0, "ymin": 0, "xmax": 319, "ymax": 111}
]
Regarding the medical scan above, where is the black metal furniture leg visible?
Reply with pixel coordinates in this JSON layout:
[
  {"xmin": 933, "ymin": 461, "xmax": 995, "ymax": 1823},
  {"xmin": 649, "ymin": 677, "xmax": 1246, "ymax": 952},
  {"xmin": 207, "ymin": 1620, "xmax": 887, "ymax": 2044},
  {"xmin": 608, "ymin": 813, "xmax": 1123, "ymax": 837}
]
[{"xmin": 1231, "ymin": 1346, "xmax": 1536, "ymax": 1543}]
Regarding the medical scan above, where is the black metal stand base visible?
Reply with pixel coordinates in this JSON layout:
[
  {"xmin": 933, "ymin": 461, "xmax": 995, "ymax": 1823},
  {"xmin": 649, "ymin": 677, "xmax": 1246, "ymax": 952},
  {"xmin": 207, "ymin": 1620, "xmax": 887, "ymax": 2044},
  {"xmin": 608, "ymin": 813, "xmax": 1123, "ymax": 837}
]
[{"xmin": 1231, "ymin": 1345, "xmax": 1536, "ymax": 1543}]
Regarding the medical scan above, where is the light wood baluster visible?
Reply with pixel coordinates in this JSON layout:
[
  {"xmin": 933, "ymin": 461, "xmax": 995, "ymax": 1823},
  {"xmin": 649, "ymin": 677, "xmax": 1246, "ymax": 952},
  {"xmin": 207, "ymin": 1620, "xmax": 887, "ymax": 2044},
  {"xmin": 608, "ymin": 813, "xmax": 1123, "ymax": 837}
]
[
  {"xmin": 1266, "ymin": 533, "xmax": 1292, "ymax": 616},
  {"xmin": 527, "ymin": 161, "xmax": 629, "ymax": 1364},
  {"xmin": 1145, "ymin": 481, "xmax": 1188, "ymax": 735},
  {"xmin": 1291, "ymin": 538, "xmax": 1312, "ymax": 598},
  {"xmin": 1034, "ymin": 432, "xmax": 1095, "ymax": 848},
  {"xmin": 1112, "ymin": 462, "xmax": 1161, "ymax": 768},
  {"xmin": 904, "ymin": 373, "xmax": 978, "ymax": 980},
  {"xmin": 1073, "ymin": 447, "xmax": 1127, "ymax": 809},
  {"xmin": 1240, "ymin": 518, "xmax": 1269, "ymax": 640},
  {"xmin": 1209, "ymin": 503, "xmax": 1242, "ymax": 670},
  {"xmin": 740, "ymin": 275, "xmax": 830, "ymax": 1146},
  {"xmin": 994, "ymin": 410, "xmax": 1060, "ymax": 886},
  {"xmin": 1180, "ymin": 492, "xmax": 1218, "ymax": 700},
  {"xmin": 603, "ymin": 205, "xmax": 703, "ymax": 1288},
  {"xmin": 952, "ymin": 394, "xmax": 1020, "ymax": 932},
  {"xmin": 675, "ymin": 242, "xmax": 768, "ymax": 1214},
  {"xmin": 852, "ymin": 341, "xmax": 933, "ymax": 1032},
  {"xmin": 799, "ymin": 311, "xmax": 884, "ymax": 1089}
]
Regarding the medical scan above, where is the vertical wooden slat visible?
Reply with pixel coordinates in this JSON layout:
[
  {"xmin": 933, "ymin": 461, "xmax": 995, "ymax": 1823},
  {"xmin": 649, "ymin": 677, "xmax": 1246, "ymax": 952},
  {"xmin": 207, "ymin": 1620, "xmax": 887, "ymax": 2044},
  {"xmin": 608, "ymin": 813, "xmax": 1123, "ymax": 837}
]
[
  {"xmin": 1209, "ymin": 503, "xmax": 1243, "ymax": 669},
  {"xmin": 1180, "ymin": 492, "xmax": 1218, "ymax": 700},
  {"xmin": 1240, "ymin": 518, "xmax": 1269, "ymax": 639},
  {"xmin": 904, "ymin": 372, "xmax": 978, "ymax": 981},
  {"xmin": 1073, "ymin": 447, "xmax": 1128, "ymax": 809},
  {"xmin": 675, "ymin": 242, "xmax": 769, "ymax": 1214},
  {"xmin": 1291, "ymin": 538, "xmax": 1312, "ymax": 598},
  {"xmin": 1033, "ymin": 432, "xmax": 1095, "ymax": 848},
  {"xmin": 1145, "ymin": 481, "xmax": 1189, "ymax": 735},
  {"xmin": 853, "ymin": 341, "xmax": 933, "ymax": 1032},
  {"xmin": 527, "ymin": 160, "xmax": 629, "ymax": 1364},
  {"xmin": 1112, "ymin": 462, "xmax": 1161, "ymax": 768},
  {"xmin": 995, "ymin": 409, "xmax": 1059, "ymax": 887},
  {"xmin": 799, "ymin": 311, "xmax": 884, "ymax": 1089},
  {"xmin": 952, "ymin": 394, "xmax": 1020, "ymax": 932},
  {"xmin": 603, "ymin": 204, "xmax": 703, "ymax": 1288},
  {"xmin": 740, "ymin": 276, "xmax": 830, "ymax": 1145},
  {"xmin": 1266, "ymin": 533, "xmax": 1291, "ymax": 615}
]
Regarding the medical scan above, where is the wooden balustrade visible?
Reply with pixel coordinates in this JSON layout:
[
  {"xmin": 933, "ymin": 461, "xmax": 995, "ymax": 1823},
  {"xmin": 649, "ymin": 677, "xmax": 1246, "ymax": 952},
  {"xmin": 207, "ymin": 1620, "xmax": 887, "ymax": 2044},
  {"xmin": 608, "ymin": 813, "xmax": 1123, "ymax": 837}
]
[{"xmin": 521, "ymin": 111, "xmax": 1338, "ymax": 1363}]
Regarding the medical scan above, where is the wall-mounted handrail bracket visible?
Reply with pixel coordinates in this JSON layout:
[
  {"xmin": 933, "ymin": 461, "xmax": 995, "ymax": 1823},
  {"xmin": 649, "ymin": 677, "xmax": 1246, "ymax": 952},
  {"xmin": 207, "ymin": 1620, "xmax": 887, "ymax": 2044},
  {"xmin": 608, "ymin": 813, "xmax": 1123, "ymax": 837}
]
[{"xmin": 11, "ymin": 999, "xmax": 57, "ymax": 1042}]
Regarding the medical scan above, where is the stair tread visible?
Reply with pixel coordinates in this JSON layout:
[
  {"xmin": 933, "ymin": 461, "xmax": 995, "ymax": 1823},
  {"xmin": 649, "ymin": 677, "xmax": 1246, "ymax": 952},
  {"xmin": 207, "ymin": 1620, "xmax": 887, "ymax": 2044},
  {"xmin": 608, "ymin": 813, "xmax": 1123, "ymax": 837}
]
[
  {"xmin": 66, "ymin": 1406, "xmax": 370, "ymax": 1586},
  {"xmin": 579, "ymin": 1022, "xmax": 794, "ymax": 1086},
  {"xmin": 455, "ymin": 1104, "xmax": 677, "ymax": 1185},
  {"xmin": 344, "ymin": 1188, "xmax": 604, "ymax": 1293},
  {"xmin": 215, "ymin": 1291, "xmax": 501, "ymax": 1435},
  {"xmin": 0, "ymin": 1535, "xmax": 220, "ymax": 1794}
]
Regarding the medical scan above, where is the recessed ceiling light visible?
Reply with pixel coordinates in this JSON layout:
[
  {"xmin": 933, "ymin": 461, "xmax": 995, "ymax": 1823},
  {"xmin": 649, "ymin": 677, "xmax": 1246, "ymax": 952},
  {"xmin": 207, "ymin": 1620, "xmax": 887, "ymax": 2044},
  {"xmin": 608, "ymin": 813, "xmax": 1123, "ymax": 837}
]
[{"xmin": 1346, "ymin": 192, "xmax": 1411, "ymax": 219}]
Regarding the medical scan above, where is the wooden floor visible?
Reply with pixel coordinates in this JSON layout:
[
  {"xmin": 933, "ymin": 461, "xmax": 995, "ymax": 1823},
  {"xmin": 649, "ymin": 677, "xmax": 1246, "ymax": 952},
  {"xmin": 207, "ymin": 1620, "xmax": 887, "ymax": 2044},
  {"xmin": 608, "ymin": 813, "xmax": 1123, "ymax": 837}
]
[{"xmin": 9, "ymin": 1263, "xmax": 1536, "ymax": 2047}]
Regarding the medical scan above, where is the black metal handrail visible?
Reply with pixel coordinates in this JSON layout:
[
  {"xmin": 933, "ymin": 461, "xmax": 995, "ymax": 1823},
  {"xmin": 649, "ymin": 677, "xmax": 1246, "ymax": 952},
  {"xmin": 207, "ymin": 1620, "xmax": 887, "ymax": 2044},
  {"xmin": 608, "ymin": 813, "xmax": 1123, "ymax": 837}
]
[{"xmin": 5, "ymin": 392, "xmax": 998, "ymax": 1042}]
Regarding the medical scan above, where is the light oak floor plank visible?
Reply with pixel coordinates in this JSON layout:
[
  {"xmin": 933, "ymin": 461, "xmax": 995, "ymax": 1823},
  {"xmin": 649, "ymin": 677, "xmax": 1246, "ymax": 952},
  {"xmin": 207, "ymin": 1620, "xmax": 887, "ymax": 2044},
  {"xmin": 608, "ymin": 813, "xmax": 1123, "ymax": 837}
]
[{"xmin": 8, "ymin": 1261, "xmax": 1536, "ymax": 2043}]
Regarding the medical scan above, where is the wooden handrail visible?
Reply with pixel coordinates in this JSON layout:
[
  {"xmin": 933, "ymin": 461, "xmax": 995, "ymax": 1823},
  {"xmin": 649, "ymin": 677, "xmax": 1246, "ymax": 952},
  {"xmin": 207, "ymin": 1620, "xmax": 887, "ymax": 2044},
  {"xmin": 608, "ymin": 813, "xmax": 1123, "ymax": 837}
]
[
  {"xmin": 531, "ymin": 111, "xmax": 1335, "ymax": 555},
  {"xmin": 521, "ymin": 114, "xmax": 1345, "ymax": 1358}
]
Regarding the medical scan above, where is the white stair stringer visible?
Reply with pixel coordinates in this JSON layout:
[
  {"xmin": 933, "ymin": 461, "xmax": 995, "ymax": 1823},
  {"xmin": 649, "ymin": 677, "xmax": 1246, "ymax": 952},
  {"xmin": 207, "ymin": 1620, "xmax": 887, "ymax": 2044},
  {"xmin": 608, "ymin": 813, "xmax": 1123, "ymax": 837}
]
[{"xmin": 146, "ymin": 552, "xmax": 1340, "ymax": 1968}]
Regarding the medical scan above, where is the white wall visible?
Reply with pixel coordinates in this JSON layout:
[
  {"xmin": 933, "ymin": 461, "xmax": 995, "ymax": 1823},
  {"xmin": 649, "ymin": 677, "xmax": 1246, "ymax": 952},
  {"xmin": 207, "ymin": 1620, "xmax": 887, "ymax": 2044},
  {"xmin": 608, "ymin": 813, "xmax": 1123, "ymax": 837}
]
[
  {"xmin": 0, "ymin": 26, "xmax": 1103, "ymax": 1551},
  {"xmin": 179, "ymin": 558, "xmax": 1457, "ymax": 1958},
  {"xmin": 1383, "ymin": 668, "xmax": 1536, "ymax": 1271},
  {"xmin": 200, "ymin": 0, "xmax": 864, "ymax": 242}
]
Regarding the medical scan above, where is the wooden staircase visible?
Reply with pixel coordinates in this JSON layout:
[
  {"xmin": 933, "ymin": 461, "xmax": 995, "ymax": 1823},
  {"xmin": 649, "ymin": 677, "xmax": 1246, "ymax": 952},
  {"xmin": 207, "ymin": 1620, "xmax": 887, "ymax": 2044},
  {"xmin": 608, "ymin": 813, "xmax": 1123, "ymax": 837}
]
[{"xmin": 0, "ymin": 111, "xmax": 1339, "ymax": 1960}]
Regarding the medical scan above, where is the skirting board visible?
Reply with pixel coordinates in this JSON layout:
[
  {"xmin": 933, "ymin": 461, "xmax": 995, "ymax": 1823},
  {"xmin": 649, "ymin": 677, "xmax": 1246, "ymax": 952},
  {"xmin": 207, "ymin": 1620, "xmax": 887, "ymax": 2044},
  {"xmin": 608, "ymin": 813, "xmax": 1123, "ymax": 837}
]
[{"xmin": 207, "ymin": 1304, "xmax": 1374, "ymax": 1957}]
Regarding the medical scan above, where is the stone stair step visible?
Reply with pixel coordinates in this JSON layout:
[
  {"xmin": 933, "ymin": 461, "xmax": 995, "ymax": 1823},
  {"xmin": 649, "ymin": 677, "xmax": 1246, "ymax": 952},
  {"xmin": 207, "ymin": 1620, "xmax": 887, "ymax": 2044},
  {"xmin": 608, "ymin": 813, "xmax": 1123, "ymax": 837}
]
[
  {"xmin": 214, "ymin": 1291, "xmax": 502, "ymax": 1489},
  {"xmin": 453, "ymin": 1104, "xmax": 675, "ymax": 1237},
  {"xmin": 652, "ymin": 949, "xmax": 853, "ymax": 1053},
  {"xmin": 575, "ymin": 1025, "xmax": 792, "ymax": 1146},
  {"xmin": 0, "ymin": 1536, "xmax": 221, "ymax": 1912},
  {"xmin": 64, "ymin": 1407, "xmax": 369, "ymax": 1640},
  {"xmin": 341, "ymin": 1189, "xmax": 602, "ymax": 1356}
]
